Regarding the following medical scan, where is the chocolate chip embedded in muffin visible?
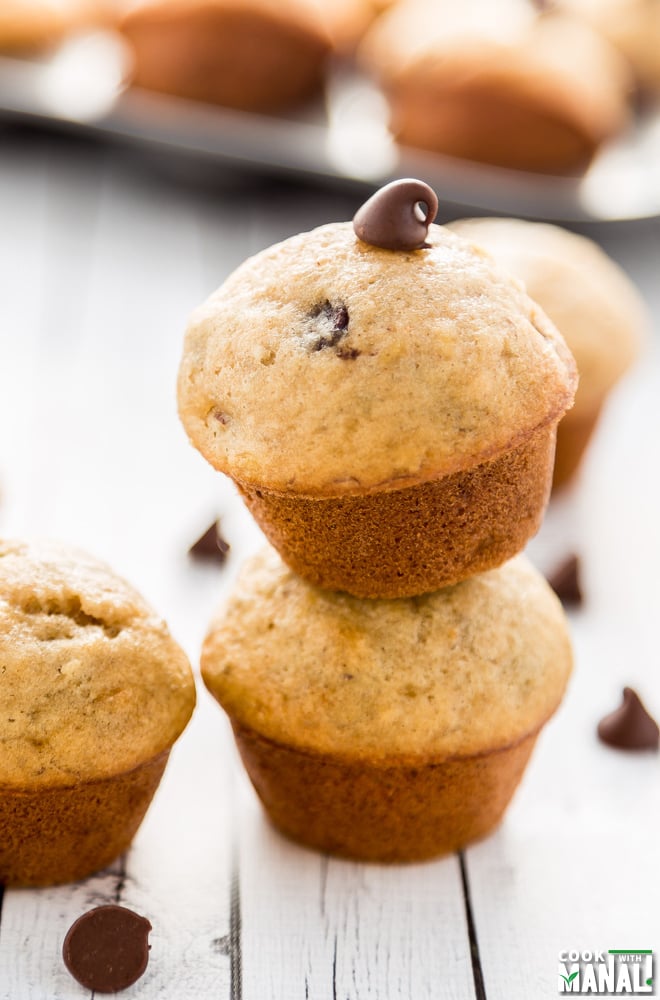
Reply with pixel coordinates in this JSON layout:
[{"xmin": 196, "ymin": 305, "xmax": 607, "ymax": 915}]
[{"xmin": 304, "ymin": 300, "xmax": 350, "ymax": 352}]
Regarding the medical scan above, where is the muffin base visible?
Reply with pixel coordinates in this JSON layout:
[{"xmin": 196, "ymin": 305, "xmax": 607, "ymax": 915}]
[
  {"xmin": 233, "ymin": 723, "xmax": 538, "ymax": 862},
  {"xmin": 237, "ymin": 422, "xmax": 556, "ymax": 598},
  {"xmin": 390, "ymin": 83, "xmax": 598, "ymax": 175},
  {"xmin": 0, "ymin": 752, "xmax": 169, "ymax": 887},
  {"xmin": 553, "ymin": 405, "xmax": 602, "ymax": 491}
]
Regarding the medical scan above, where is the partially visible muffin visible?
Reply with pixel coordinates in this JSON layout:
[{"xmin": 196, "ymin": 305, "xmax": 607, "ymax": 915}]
[
  {"xmin": 201, "ymin": 546, "xmax": 573, "ymax": 861},
  {"xmin": 448, "ymin": 217, "xmax": 647, "ymax": 488},
  {"xmin": 358, "ymin": 0, "xmax": 632, "ymax": 174},
  {"xmin": 0, "ymin": 538, "xmax": 196, "ymax": 887},
  {"xmin": 119, "ymin": 0, "xmax": 332, "ymax": 112},
  {"xmin": 0, "ymin": 0, "xmax": 96, "ymax": 51},
  {"xmin": 178, "ymin": 211, "xmax": 577, "ymax": 598},
  {"xmin": 559, "ymin": 0, "xmax": 660, "ymax": 94},
  {"xmin": 313, "ymin": 0, "xmax": 375, "ymax": 54}
]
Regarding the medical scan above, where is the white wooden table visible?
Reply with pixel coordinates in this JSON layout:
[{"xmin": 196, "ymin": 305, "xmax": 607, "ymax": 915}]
[{"xmin": 0, "ymin": 132, "xmax": 659, "ymax": 999}]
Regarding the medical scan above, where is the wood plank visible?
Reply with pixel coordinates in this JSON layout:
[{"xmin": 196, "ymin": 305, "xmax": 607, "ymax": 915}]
[
  {"xmin": 466, "ymin": 335, "xmax": 660, "ymax": 998},
  {"xmin": 238, "ymin": 782, "xmax": 476, "ymax": 1000}
]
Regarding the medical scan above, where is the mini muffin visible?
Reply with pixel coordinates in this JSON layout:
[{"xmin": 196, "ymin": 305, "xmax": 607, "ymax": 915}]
[
  {"xmin": 0, "ymin": 0, "xmax": 97, "ymax": 51},
  {"xmin": 0, "ymin": 538, "xmax": 196, "ymax": 887},
  {"xmin": 358, "ymin": 0, "xmax": 632, "ymax": 174},
  {"xmin": 178, "ymin": 188, "xmax": 577, "ymax": 599},
  {"xmin": 201, "ymin": 546, "xmax": 573, "ymax": 861},
  {"xmin": 119, "ymin": 0, "xmax": 332, "ymax": 112},
  {"xmin": 448, "ymin": 217, "xmax": 647, "ymax": 488},
  {"xmin": 559, "ymin": 0, "xmax": 660, "ymax": 95}
]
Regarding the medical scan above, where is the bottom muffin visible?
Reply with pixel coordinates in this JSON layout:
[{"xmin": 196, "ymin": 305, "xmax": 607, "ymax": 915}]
[{"xmin": 202, "ymin": 546, "xmax": 572, "ymax": 862}]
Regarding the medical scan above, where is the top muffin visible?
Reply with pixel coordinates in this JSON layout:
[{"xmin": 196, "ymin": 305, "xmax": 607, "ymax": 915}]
[{"xmin": 178, "ymin": 220, "xmax": 577, "ymax": 496}]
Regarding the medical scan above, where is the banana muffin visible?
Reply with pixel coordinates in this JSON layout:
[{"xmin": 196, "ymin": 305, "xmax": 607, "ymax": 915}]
[
  {"xmin": 201, "ymin": 546, "xmax": 573, "ymax": 861},
  {"xmin": 119, "ymin": 0, "xmax": 332, "ymax": 112},
  {"xmin": 178, "ymin": 184, "xmax": 577, "ymax": 598},
  {"xmin": 559, "ymin": 0, "xmax": 660, "ymax": 94},
  {"xmin": 0, "ymin": 538, "xmax": 196, "ymax": 886},
  {"xmin": 358, "ymin": 0, "xmax": 632, "ymax": 174},
  {"xmin": 0, "ymin": 0, "xmax": 97, "ymax": 51},
  {"xmin": 449, "ymin": 217, "xmax": 647, "ymax": 488}
]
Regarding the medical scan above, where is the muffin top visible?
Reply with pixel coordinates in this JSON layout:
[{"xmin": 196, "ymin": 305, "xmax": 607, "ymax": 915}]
[
  {"xmin": 448, "ymin": 217, "xmax": 647, "ymax": 414},
  {"xmin": 0, "ymin": 539, "xmax": 196, "ymax": 789},
  {"xmin": 202, "ymin": 547, "xmax": 572, "ymax": 762},
  {"xmin": 178, "ymin": 220, "xmax": 576, "ymax": 496}
]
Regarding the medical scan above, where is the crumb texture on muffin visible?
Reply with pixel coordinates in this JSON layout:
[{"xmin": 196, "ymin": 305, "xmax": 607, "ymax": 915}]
[
  {"xmin": 201, "ymin": 546, "xmax": 572, "ymax": 760},
  {"xmin": 0, "ymin": 539, "xmax": 196, "ymax": 789},
  {"xmin": 178, "ymin": 221, "xmax": 577, "ymax": 495}
]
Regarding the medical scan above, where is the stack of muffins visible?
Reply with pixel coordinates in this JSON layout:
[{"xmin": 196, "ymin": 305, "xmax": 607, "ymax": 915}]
[{"xmin": 177, "ymin": 179, "xmax": 577, "ymax": 861}]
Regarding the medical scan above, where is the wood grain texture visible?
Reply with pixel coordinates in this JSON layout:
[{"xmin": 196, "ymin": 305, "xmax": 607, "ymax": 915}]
[
  {"xmin": 467, "ymin": 301, "xmax": 660, "ymax": 997},
  {"xmin": 237, "ymin": 784, "xmax": 476, "ymax": 1000}
]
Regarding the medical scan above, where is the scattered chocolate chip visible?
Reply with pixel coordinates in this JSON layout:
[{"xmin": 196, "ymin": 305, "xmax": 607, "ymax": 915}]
[
  {"xmin": 353, "ymin": 178, "xmax": 439, "ymax": 252},
  {"xmin": 305, "ymin": 300, "xmax": 350, "ymax": 352},
  {"xmin": 188, "ymin": 520, "xmax": 230, "ymax": 563},
  {"xmin": 212, "ymin": 409, "xmax": 230, "ymax": 425},
  {"xmin": 597, "ymin": 688, "xmax": 660, "ymax": 751},
  {"xmin": 547, "ymin": 554, "xmax": 582, "ymax": 606},
  {"xmin": 336, "ymin": 346, "xmax": 361, "ymax": 360},
  {"xmin": 62, "ymin": 904, "xmax": 152, "ymax": 993}
]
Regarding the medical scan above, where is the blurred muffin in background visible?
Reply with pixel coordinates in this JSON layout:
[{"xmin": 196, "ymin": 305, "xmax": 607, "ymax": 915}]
[
  {"xmin": 449, "ymin": 217, "xmax": 648, "ymax": 489},
  {"xmin": 119, "ymin": 0, "xmax": 332, "ymax": 112},
  {"xmin": 0, "ymin": 0, "xmax": 100, "ymax": 52},
  {"xmin": 358, "ymin": 0, "xmax": 632, "ymax": 174},
  {"xmin": 313, "ymin": 0, "xmax": 375, "ymax": 54},
  {"xmin": 558, "ymin": 0, "xmax": 660, "ymax": 96}
]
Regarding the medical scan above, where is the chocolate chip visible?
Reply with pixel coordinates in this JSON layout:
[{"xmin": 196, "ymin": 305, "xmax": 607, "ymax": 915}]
[
  {"xmin": 597, "ymin": 688, "xmax": 660, "ymax": 751},
  {"xmin": 62, "ymin": 904, "xmax": 152, "ymax": 993},
  {"xmin": 336, "ymin": 346, "xmax": 361, "ymax": 360},
  {"xmin": 547, "ymin": 554, "xmax": 582, "ymax": 606},
  {"xmin": 188, "ymin": 520, "xmax": 230, "ymax": 563},
  {"xmin": 353, "ymin": 179, "xmax": 439, "ymax": 251},
  {"xmin": 305, "ymin": 300, "xmax": 350, "ymax": 352}
]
